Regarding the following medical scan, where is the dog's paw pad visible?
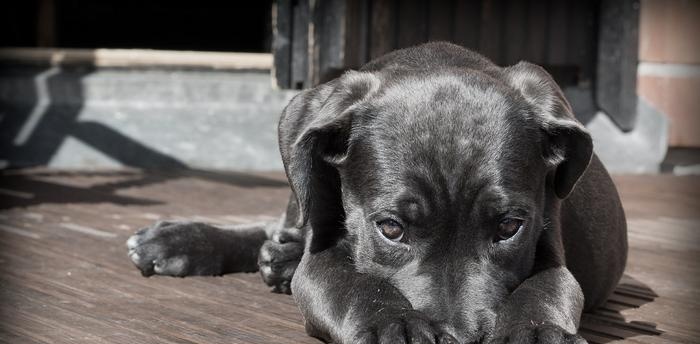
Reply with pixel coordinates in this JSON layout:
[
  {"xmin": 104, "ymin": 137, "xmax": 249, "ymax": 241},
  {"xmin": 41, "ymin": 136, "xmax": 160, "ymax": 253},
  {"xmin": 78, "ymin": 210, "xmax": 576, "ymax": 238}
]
[
  {"xmin": 153, "ymin": 256, "xmax": 189, "ymax": 276},
  {"xmin": 126, "ymin": 221, "xmax": 219, "ymax": 277}
]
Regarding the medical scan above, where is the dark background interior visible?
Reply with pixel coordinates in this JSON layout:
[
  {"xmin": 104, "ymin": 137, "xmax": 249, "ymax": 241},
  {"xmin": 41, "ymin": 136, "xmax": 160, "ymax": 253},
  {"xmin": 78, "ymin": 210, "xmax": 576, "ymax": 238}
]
[{"xmin": 1, "ymin": 0, "xmax": 273, "ymax": 52}]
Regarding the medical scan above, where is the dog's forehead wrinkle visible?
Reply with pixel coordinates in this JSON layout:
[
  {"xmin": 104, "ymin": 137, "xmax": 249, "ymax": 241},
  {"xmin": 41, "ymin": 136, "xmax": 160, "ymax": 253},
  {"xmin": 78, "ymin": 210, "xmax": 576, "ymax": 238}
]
[
  {"xmin": 375, "ymin": 72, "xmax": 512, "ymax": 119},
  {"xmin": 358, "ymin": 132, "xmax": 512, "ymax": 220},
  {"xmin": 373, "ymin": 117, "xmax": 500, "ymax": 168}
]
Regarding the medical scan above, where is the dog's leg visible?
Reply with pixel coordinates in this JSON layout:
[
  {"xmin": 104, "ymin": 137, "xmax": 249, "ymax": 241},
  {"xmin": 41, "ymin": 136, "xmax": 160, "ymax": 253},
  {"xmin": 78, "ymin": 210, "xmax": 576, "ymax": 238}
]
[
  {"xmin": 486, "ymin": 221, "xmax": 588, "ymax": 344},
  {"xmin": 487, "ymin": 265, "xmax": 587, "ymax": 344},
  {"xmin": 126, "ymin": 220, "xmax": 272, "ymax": 277},
  {"xmin": 127, "ymin": 194, "xmax": 307, "ymax": 294},
  {"xmin": 292, "ymin": 243, "xmax": 460, "ymax": 344}
]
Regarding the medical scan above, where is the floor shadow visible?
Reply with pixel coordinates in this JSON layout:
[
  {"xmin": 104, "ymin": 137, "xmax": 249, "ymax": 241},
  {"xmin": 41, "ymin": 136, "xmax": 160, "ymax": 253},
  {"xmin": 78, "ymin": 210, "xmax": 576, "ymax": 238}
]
[
  {"xmin": 579, "ymin": 274, "xmax": 663, "ymax": 343},
  {"xmin": 182, "ymin": 169, "xmax": 288, "ymax": 188},
  {"xmin": 0, "ymin": 173, "xmax": 162, "ymax": 210},
  {"xmin": 86, "ymin": 168, "xmax": 288, "ymax": 195},
  {"xmin": 0, "ymin": 169, "xmax": 288, "ymax": 211}
]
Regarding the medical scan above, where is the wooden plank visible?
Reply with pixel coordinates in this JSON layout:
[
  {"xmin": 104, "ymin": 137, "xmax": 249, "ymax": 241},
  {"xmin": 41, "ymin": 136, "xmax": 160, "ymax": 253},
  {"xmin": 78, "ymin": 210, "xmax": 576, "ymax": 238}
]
[
  {"xmin": 524, "ymin": 0, "xmax": 548, "ymax": 64},
  {"xmin": 291, "ymin": 0, "xmax": 310, "ymax": 89},
  {"xmin": 428, "ymin": 0, "xmax": 453, "ymax": 42},
  {"xmin": 546, "ymin": 0, "xmax": 569, "ymax": 66},
  {"xmin": 272, "ymin": 0, "xmax": 292, "ymax": 88},
  {"xmin": 310, "ymin": 0, "xmax": 347, "ymax": 85},
  {"xmin": 397, "ymin": 0, "xmax": 428, "ymax": 49},
  {"xmin": 344, "ymin": 0, "xmax": 370, "ymax": 69},
  {"xmin": 1, "ymin": 170, "xmax": 699, "ymax": 343},
  {"xmin": 36, "ymin": 0, "xmax": 55, "ymax": 47},
  {"xmin": 453, "ymin": 0, "xmax": 482, "ymax": 51},
  {"xmin": 568, "ymin": 0, "xmax": 597, "ymax": 84},
  {"xmin": 369, "ymin": 0, "xmax": 397, "ymax": 59},
  {"xmin": 478, "ymin": 0, "xmax": 505, "ymax": 64},
  {"xmin": 503, "ymin": 0, "xmax": 527, "ymax": 65},
  {"xmin": 0, "ymin": 169, "xmax": 311, "ymax": 344},
  {"xmin": 596, "ymin": 0, "xmax": 640, "ymax": 131}
]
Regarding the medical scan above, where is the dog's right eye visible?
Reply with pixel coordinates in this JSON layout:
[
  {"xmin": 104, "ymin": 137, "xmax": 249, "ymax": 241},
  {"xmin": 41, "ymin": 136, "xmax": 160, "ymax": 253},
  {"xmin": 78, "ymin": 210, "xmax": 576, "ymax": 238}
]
[
  {"xmin": 376, "ymin": 219, "xmax": 404, "ymax": 241},
  {"xmin": 495, "ymin": 218, "xmax": 523, "ymax": 242}
]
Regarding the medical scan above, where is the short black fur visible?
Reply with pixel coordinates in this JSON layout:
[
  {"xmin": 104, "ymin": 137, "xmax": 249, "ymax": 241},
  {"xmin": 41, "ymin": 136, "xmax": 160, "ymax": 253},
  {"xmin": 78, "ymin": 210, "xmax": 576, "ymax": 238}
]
[{"xmin": 127, "ymin": 42, "xmax": 627, "ymax": 344}]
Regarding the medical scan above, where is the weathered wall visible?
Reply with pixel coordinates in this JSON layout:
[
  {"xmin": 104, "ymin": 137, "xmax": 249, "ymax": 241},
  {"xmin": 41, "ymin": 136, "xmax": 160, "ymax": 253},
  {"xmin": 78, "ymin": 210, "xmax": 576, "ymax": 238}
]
[{"xmin": 638, "ymin": 0, "xmax": 700, "ymax": 147}]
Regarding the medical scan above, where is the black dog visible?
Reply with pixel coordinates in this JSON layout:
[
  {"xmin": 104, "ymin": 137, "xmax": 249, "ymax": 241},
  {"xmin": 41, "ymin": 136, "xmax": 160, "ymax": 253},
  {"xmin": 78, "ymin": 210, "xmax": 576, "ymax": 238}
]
[{"xmin": 127, "ymin": 42, "xmax": 627, "ymax": 344}]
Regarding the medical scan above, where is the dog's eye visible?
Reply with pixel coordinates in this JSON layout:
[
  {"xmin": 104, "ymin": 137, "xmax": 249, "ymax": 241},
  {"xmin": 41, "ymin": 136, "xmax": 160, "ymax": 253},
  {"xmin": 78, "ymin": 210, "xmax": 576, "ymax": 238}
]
[
  {"xmin": 376, "ymin": 219, "xmax": 404, "ymax": 241},
  {"xmin": 496, "ymin": 218, "xmax": 523, "ymax": 241}
]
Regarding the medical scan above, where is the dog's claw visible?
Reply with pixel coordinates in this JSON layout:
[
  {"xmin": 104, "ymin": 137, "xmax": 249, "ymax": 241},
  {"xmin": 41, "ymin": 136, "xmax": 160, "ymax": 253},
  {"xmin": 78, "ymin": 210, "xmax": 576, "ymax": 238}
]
[
  {"xmin": 258, "ymin": 227, "xmax": 304, "ymax": 294},
  {"xmin": 126, "ymin": 221, "xmax": 223, "ymax": 277}
]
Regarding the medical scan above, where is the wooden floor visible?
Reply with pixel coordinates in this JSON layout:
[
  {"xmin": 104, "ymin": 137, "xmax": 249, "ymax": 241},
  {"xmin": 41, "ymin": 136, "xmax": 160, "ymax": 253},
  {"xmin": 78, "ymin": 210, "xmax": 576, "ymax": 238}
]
[{"xmin": 0, "ymin": 169, "xmax": 697, "ymax": 344}]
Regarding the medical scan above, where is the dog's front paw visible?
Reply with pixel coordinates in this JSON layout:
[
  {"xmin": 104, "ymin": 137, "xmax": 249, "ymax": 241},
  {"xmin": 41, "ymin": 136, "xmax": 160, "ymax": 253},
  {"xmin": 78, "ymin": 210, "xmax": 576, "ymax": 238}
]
[
  {"xmin": 352, "ymin": 309, "xmax": 459, "ymax": 344},
  {"xmin": 258, "ymin": 227, "xmax": 303, "ymax": 294},
  {"xmin": 488, "ymin": 323, "xmax": 587, "ymax": 344},
  {"xmin": 126, "ymin": 221, "xmax": 225, "ymax": 277}
]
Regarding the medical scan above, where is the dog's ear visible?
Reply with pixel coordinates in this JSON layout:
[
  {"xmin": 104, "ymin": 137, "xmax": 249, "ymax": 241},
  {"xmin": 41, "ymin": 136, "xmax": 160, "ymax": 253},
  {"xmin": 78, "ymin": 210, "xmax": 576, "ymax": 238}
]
[
  {"xmin": 505, "ymin": 62, "xmax": 593, "ymax": 199},
  {"xmin": 279, "ymin": 71, "xmax": 379, "ymax": 231}
]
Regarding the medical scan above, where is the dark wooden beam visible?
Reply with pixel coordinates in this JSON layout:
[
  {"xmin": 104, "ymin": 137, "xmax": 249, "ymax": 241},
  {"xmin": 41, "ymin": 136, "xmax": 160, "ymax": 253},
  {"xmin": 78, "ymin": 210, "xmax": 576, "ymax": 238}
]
[
  {"xmin": 309, "ymin": 0, "xmax": 346, "ymax": 86},
  {"xmin": 369, "ymin": 0, "xmax": 396, "ymax": 60},
  {"xmin": 397, "ymin": 0, "xmax": 428, "ymax": 49},
  {"xmin": 272, "ymin": 0, "xmax": 292, "ymax": 89},
  {"xmin": 37, "ymin": 0, "xmax": 56, "ymax": 47},
  {"xmin": 428, "ymin": 0, "xmax": 452, "ymax": 42},
  {"xmin": 596, "ymin": 0, "xmax": 640, "ymax": 131},
  {"xmin": 345, "ymin": 0, "xmax": 370, "ymax": 70},
  {"xmin": 453, "ymin": 0, "xmax": 482, "ymax": 52},
  {"xmin": 479, "ymin": 0, "xmax": 504, "ymax": 64},
  {"xmin": 291, "ymin": 0, "xmax": 310, "ymax": 89}
]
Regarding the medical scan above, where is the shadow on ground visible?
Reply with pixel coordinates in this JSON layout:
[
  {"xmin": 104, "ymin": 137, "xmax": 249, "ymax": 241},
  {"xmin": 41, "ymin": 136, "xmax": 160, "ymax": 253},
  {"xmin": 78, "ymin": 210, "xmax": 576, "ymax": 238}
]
[
  {"xmin": 0, "ymin": 169, "xmax": 288, "ymax": 210},
  {"xmin": 580, "ymin": 274, "xmax": 662, "ymax": 343}
]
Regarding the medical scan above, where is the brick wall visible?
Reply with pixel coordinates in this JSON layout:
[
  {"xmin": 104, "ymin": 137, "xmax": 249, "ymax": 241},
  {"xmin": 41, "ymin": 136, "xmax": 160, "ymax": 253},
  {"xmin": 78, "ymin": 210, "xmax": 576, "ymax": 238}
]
[{"xmin": 638, "ymin": 0, "xmax": 700, "ymax": 147}]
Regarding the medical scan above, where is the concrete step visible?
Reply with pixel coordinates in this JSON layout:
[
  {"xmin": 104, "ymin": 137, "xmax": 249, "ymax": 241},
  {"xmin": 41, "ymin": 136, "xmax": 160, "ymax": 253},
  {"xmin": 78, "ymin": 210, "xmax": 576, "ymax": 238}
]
[
  {"xmin": 587, "ymin": 97, "xmax": 668, "ymax": 174},
  {"xmin": 0, "ymin": 65, "xmax": 668, "ymax": 173},
  {"xmin": 0, "ymin": 66, "xmax": 298, "ymax": 170}
]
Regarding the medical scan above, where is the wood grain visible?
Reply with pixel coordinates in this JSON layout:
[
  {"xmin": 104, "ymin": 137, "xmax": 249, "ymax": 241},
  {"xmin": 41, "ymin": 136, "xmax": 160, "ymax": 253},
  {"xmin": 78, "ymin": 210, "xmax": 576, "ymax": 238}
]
[{"xmin": 0, "ymin": 169, "xmax": 697, "ymax": 343}]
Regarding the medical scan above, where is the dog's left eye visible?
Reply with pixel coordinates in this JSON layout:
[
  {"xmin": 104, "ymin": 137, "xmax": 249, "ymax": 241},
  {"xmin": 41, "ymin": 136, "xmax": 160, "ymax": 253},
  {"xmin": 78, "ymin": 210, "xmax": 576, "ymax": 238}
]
[
  {"xmin": 496, "ymin": 218, "xmax": 523, "ymax": 242},
  {"xmin": 376, "ymin": 219, "xmax": 404, "ymax": 241}
]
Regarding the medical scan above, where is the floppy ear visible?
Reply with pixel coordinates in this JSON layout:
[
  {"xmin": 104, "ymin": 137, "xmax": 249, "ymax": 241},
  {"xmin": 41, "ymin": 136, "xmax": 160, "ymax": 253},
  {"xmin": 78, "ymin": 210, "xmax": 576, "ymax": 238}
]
[
  {"xmin": 505, "ymin": 62, "xmax": 593, "ymax": 199},
  {"xmin": 278, "ymin": 71, "xmax": 380, "ymax": 233}
]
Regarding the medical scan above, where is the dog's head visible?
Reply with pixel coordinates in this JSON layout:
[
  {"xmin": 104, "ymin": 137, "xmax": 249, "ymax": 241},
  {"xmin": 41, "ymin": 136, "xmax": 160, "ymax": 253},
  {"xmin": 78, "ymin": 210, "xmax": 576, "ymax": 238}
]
[{"xmin": 279, "ymin": 61, "xmax": 592, "ymax": 334}]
